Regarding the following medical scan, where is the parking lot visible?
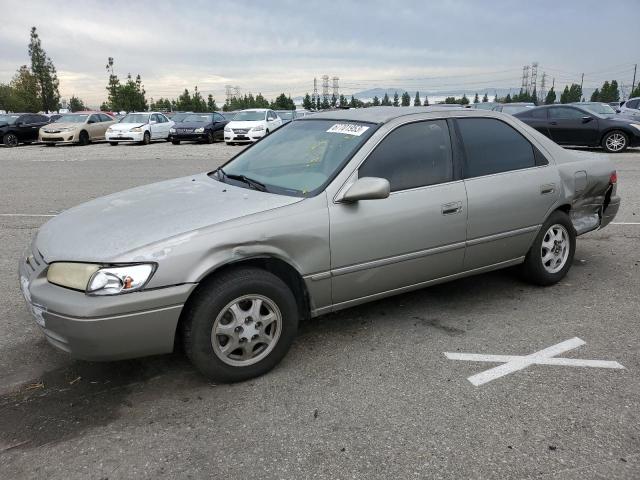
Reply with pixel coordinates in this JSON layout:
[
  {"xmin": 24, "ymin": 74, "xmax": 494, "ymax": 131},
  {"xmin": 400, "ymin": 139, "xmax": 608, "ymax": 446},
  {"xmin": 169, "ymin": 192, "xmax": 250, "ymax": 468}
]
[{"xmin": 1, "ymin": 141, "xmax": 639, "ymax": 479}]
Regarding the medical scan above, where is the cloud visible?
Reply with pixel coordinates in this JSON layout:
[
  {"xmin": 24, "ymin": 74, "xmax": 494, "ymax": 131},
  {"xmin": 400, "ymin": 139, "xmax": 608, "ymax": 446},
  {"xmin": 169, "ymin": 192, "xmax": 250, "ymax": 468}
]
[{"xmin": 0, "ymin": 0, "xmax": 638, "ymax": 106}]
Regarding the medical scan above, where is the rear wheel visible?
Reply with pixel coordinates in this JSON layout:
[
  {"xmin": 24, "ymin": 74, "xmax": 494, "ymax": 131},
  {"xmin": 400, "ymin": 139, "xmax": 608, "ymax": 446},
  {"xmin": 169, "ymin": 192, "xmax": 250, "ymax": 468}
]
[
  {"xmin": 205, "ymin": 131, "xmax": 214, "ymax": 144},
  {"xmin": 521, "ymin": 211, "xmax": 575, "ymax": 286},
  {"xmin": 141, "ymin": 131, "xmax": 151, "ymax": 145},
  {"xmin": 3, "ymin": 133, "xmax": 19, "ymax": 147},
  {"xmin": 182, "ymin": 268, "xmax": 299, "ymax": 383},
  {"xmin": 78, "ymin": 131, "xmax": 90, "ymax": 146},
  {"xmin": 602, "ymin": 130, "xmax": 628, "ymax": 153}
]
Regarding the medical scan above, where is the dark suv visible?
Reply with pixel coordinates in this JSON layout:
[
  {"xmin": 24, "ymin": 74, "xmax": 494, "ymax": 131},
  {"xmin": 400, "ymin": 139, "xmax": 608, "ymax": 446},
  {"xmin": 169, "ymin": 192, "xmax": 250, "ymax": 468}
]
[
  {"xmin": 169, "ymin": 112, "xmax": 228, "ymax": 144},
  {"xmin": 0, "ymin": 113, "xmax": 51, "ymax": 147}
]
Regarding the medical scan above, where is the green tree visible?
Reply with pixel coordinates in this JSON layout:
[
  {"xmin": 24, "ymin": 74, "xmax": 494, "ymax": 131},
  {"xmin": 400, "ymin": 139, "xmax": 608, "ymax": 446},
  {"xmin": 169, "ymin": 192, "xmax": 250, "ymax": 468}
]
[
  {"xmin": 393, "ymin": 92, "xmax": 399, "ymax": 107},
  {"xmin": 331, "ymin": 94, "xmax": 337, "ymax": 107},
  {"xmin": 630, "ymin": 84, "xmax": 640, "ymax": 98},
  {"xmin": 473, "ymin": 93, "xmax": 480, "ymax": 104},
  {"xmin": 381, "ymin": 93, "xmax": 390, "ymax": 106},
  {"xmin": 68, "ymin": 95, "xmax": 86, "ymax": 112},
  {"xmin": 339, "ymin": 94, "xmax": 347, "ymax": 107},
  {"xmin": 590, "ymin": 89, "xmax": 600, "ymax": 102},
  {"xmin": 598, "ymin": 80, "xmax": 620, "ymax": 103},
  {"xmin": 545, "ymin": 87, "xmax": 556, "ymax": 105},
  {"xmin": 104, "ymin": 58, "xmax": 146, "ymax": 111},
  {"xmin": 482, "ymin": 93, "xmax": 489, "ymax": 102},
  {"xmin": 531, "ymin": 87, "xmax": 538, "ymax": 106},
  {"xmin": 401, "ymin": 91, "xmax": 411, "ymax": 106},
  {"xmin": 460, "ymin": 94, "xmax": 469, "ymax": 105},
  {"xmin": 321, "ymin": 96, "xmax": 330, "ymax": 110},
  {"xmin": 423, "ymin": 95, "xmax": 429, "ymax": 106},
  {"xmin": 316, "ymin": 96, "xmax": 321, "ymax": 110},
  {"xmin": 414, "ymin": 91, "xmax": 421, "ymax": 106},
  {"xmin": 272, "ymin": 93, "xmax": 296, "ymax": 110},
  {"xmin": 207, "ymin": 94, "xmax": 218, "ymax": 111},
  {"xmin": 192, "ymin": 86, "xmax": 206, "ymax": 112},
  {"xmin": 10, "ymin": 65, "xmax": 41, "ymax": 112},
  {"xmin": 372, "ymin": 95, "xmax": 380, "ymax": 106},
  {"xmin": 302, "ymin": 93, "xmax": 313, "ymax": 110},
  {"xmin": 443, "ymin": 96, "xmax": 457, "ymax": 104},
  {"xmin": 560, "ymin": 83, "xmax": 582, "ymax": 104},
  {"xmin": 176, "ymin": 88, "xmax": 193, "ymax": 111},
  {"xmin": 504, "ymin": 93, "xmax": 512, "ymax": 103},
  {"xmin": 28, "ymin": 27, "xmax": 60, "ymax": 112}
]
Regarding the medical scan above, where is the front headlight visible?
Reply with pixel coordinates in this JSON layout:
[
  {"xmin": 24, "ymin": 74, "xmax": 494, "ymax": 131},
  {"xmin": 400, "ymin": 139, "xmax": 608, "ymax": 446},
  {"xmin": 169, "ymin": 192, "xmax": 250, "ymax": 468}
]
[
  {"xmin": 106, "ymin": 127, "xmax": 113, "ymax": 132},
  {"xmin": 130, "ymin": 127, "xmax": 143, "ymax": 132},
  {"xmin": 194, "ymin": 127, "xmax": 205, "ymax": 133},
  {"xmin": 251, "ymin": 125, "xmax": 265, "ymax": 132},
  {"xmin": 169, "ymin": 128, "xmax": 176, "ymax": 133},
  {"xmin": 630, "ymin": 124, "xmax": 640, "ymax": 132},
  {"xmin": 224, "ymin": 126, "xmax": 231, "ymax": 132},
  {"xmin": 47, "ymin": 262, "xmax": 155, "ymax": 295}
]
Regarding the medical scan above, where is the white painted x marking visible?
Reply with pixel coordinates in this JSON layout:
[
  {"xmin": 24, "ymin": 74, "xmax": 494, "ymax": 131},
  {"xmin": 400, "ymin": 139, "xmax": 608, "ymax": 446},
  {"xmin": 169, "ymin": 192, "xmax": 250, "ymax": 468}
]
[{"xmin": 444, "ymin": 337, "xmax": 624, "ymax": 386}]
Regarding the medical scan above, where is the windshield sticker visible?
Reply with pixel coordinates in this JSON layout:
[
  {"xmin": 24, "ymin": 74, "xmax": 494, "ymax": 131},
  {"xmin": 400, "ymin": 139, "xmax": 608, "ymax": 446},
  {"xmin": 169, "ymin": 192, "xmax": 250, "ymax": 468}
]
[{"xmin": 326, "ymin": 124, "xmax": 370, "ymax": 136}]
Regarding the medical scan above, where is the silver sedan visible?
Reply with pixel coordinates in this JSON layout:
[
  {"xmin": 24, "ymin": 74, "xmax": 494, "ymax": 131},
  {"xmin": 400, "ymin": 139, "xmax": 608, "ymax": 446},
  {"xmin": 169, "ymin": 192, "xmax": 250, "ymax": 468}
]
[{"xmin": 19, "ymin": 107, "xmax": 620, "ymax": 382}]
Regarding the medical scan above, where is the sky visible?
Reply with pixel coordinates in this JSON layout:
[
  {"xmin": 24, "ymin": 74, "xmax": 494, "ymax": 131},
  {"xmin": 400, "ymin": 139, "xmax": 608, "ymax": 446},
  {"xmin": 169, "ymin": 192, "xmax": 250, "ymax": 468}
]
[{"xmin": 1, "ymin": 0, "xmax": 639, "ymax": 106}]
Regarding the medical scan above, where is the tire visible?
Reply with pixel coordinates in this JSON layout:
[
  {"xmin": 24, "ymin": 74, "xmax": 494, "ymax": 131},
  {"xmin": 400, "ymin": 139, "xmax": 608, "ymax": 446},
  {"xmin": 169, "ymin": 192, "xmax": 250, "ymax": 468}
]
[
  {"xmin": 602, "ymin": 130, "xmax": 628, "ymax": 153},
  {"xmin": 109, "ymin": 142, "xmax": 118, "ymax": 146},
  {"xmin": 205, "ymin": 131, "xmax": 214, "ymax": 144},
  {"xmin": 266, "ymin": 129, "xmax": 270, "ymax": 135},
  {"xmin": 182, "ymin": 267, "xmax": 299, "ymax": 383},
  {"xmin": 3, "ymin": 133, "xmax": 19, "ymax": 147},
  {"xmin": 78, "ymin": 131, "xmax": 90, "ymax": 146},
  {"xmin": 225, "ymin": 142, "xmax": 233, "ymax": 146},
  {"xmin": 521, "ymin": 211, "xmax": 576, "ymax": 286},
  {"xmin": 45, "ymin": 143, "xmax": 55, "ymax": 147},
  {"xmin": 141, "ymin": 131, "xmax": 151, "ymax": 145},
  {"xmin": 171, "ymin": 140, "xmax": 180, "ymax": 145}
]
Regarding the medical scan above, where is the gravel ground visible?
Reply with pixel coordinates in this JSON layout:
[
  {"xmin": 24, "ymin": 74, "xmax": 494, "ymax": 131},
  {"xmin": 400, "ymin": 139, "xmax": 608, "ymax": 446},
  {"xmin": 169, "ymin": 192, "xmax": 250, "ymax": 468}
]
[{"xmin": 0, "ymin": 141, "xmax": 638, "ymax": 479}]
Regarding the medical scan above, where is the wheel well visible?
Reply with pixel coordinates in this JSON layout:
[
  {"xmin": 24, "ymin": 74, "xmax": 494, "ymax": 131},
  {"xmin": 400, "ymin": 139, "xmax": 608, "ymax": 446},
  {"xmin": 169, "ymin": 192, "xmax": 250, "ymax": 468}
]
[
  {"xmin": 599, "ymin": 128, "xmax": 629, "ymax": 145},
  {"xmin": 555, "ymin": 204, "xmax": 571, "ymax": 215},
  {"xmin": 174, "ymin": 257, "xmax": 311, "ymax": 349}
]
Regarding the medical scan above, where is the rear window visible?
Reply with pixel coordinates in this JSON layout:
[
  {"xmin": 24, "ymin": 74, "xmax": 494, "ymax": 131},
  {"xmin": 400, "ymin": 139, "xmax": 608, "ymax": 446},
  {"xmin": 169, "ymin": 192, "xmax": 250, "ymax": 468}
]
[{"xmin": 457, "ymin": 118, "xmax": 536, "ymax": 178}]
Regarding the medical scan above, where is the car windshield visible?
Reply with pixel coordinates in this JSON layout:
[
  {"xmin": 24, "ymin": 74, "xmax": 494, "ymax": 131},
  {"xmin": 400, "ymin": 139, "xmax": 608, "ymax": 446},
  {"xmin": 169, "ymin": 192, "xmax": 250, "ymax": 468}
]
[
  {"xmin": 581, "ymin": 103, "xmax": 616, "ymax": 115},
  {"xmin": 55, "ymin": 114, "xmax": 88, "ymax": 123},
  {"xmin": 278, "ymin": 112, "xmax": 293, "ymax": 120},
  {"xmin": 233, "ymin": 111, "xmax": 265, "ymax": 121},
  {"xmin": 0, "ymin": 114, "xmax": 20, "ymax": 124},
  {"xmin": 502, "ymin": 105, "xmax": 532, "ymax": 115},
  {"xmin": 171, "ymin": 113, "xmax": 192, "ymax": 123},
  {"xmin": 214, "ymin": 120, "xmax": 376, "ymax": 197},
  {"xmin": 120, "ymin": 114, "xmax": 149, "ymax": 124},
  {"xmin": 184, "ymin": 114, "xmax": 213, "ymax": 123}
]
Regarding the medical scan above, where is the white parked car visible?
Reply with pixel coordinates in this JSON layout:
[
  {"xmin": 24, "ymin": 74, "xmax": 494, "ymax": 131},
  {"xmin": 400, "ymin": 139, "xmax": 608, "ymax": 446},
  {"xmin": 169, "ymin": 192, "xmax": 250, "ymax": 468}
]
[
  {"xmin": 105, "ymin": 112, "xmax": 174, "ymax": 145},
  {"xmin": 224, "ymin": 109, "xmax": 282, "ymax": 144}
]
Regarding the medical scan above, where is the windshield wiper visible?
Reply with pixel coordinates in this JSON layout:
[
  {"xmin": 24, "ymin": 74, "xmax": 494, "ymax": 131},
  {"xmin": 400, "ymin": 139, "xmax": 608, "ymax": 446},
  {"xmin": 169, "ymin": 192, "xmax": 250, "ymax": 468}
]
[{"xmin": 217, "ymin": 168, "xmax": 267, "ymax": 192}]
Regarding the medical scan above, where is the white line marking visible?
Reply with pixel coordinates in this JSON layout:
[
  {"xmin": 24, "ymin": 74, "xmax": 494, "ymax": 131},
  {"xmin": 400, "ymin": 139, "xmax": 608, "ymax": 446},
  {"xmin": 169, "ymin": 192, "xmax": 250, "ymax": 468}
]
[
  {"xmin": 0, "ymin": 214, "xmax": 56, "ymax": 217},
  {"xmin": 444, "ymin": 337, "xmax": 624, "ymax": 386},
  {"xmin": 611, "ymin": 222, "xmax": 640, "ymax": 225}
]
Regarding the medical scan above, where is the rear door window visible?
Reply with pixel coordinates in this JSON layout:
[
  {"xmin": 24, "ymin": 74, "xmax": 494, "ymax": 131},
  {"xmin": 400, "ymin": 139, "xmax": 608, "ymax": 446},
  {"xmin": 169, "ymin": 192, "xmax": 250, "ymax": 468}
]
[
  {"xmin": 359, "ymin": 120, "xmax": 453, "ymax": 192},
  {"xmin": 549, "ymin": 107, "xmax": 586, "ymax": 119},
  {"xmin": 457, "ymin": 118, "xmax": 536, "ymax": 178}
]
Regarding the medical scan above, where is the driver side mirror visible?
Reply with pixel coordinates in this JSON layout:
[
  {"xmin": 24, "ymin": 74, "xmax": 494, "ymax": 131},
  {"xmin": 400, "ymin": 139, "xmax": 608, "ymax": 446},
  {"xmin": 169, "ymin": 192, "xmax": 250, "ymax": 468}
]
[
  {"xmin": 340, "ymin": 177, "xmax": 390, "ymax": 203},
  {"xmin": 149, "ymin": 120, "xmax": 157, "ymax": 124},
  {"xmin": 581, "ymin": 116, "xmax": 593, "ymax": 123},
  {"xmin": 15, "ymin": 121, "xmax": 23, "ymax": 127}
]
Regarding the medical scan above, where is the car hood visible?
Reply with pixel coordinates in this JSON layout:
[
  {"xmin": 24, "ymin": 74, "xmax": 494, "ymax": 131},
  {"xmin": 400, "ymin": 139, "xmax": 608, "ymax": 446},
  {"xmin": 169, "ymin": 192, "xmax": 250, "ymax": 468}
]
[
  {"xmin": 176, "ymin": 121, "xmax": 212, "ymax": 129},
  {"xmin": 43, "ymin": 122, "xmax": 82, "ymax": 130},
  {"xmin": 110, "ymin": 123, "xmax": 146, "ymax": 131},
  {"xmin": 36, "ymin": 173, "xmax": 302, "ymax": 262},
  {"xmin": 228, "ymin": 120, "xmax": 265, "ymax": 129}
]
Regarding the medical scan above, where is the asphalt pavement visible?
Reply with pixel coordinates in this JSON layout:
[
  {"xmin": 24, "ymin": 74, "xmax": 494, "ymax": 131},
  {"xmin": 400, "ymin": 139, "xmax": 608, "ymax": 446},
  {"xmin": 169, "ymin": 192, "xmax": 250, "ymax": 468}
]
[{"xmin": 0, "ymin": 141, "xmax": 638, "ymax": 479}]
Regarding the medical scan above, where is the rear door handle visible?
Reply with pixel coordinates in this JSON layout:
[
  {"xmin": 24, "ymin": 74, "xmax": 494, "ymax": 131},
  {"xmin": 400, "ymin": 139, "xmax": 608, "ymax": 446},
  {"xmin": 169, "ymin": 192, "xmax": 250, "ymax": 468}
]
[
  {"xmin": 540, "ymin": 183, "xmax": 555, "ymax": 195},
  {"xmin": 442, "ymin": 201, "xmax": 463, "ymax": 215}
]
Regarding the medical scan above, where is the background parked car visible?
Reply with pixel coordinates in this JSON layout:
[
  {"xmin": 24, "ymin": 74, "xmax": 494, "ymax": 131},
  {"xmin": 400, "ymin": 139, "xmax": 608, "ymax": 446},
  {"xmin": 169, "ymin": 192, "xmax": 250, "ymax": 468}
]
[
  {"xmin": 168, "ymin": 112, "xmax": 228, "ymax": 144},
  {"xmin": 1, "ymin": 113, "xmax": 50, "ymax": 147},
  {"xmin": 491, "ymin": 103, "xmax": 534, "ymax": 115},
  {"xmin": 619, "ymin": 97, "xmax": 640, "ymax": 120},
  {"xmin": 572, "ymin": 102, "xmax": 618, "ymax": 118},
  {"xmin": 166, "ymin": 112, "xmax": 193, "ymax": 123},
  {"xmin": 224, "ymin": 109, "xmax": 282, "ymax": 144},
  {"xmin": 39, "ymin": 112, "xmax": 115, "ymax": 146},
  {"xmin": 275, "ymin": 110, "xmax": 296, "ymax": 125},
  {"xmin": 515, "ymin": 104, "xmax": 640, "ymax": 152},
  {"xmin": 106, "ymin": 112, "xmax": 174, "ymax": 145},
  {"xmin": 472, "ymin": 102, "xmax": 498, "ymax": 111}
]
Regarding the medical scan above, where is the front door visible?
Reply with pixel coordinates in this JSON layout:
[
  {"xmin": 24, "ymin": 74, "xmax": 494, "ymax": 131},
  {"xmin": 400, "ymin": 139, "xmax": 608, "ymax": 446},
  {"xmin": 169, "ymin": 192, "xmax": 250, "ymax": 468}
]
[
  {"xmin": 547, "ymin": 106, "xmax": 600, "ymax": 146},
  {"xmin": 456, "ymin": 117, "xmax": 561, "ymax": 270},
  {"xmin": 328, "ymin": 119, "xmax": 467, "ymax": 306}
]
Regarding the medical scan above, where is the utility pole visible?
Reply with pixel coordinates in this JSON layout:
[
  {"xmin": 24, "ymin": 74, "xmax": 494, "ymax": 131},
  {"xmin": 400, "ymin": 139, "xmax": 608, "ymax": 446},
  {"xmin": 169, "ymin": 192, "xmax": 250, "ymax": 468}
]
[
  {"xmin": 580, "ymin": 73, "xmax": 584, "ymax": 91},
  {"xmin": 632, "ymin": 64, "xmax": 637, "ymax": 96},
  {"xmin": 332, "ymin": 77, "xmax": 339, "ymax": 99},
  {"xmin": 312, "ymin": 77, "xmax": 318, "ymax": 104}
]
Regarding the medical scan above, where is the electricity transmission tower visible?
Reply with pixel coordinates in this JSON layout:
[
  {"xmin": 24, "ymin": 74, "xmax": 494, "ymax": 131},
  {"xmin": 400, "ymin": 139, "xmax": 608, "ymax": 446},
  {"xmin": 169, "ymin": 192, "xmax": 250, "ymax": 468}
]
[
  {"xmin": 539, "ymin": 72, "xmax": 547, "ymax": 102},
  {"xmin": 332, "ymin": 77, "xmax": 339, "ymax": 99},
  {"xmin": 521, "ymin": 65, "xmax": 530, "ymax": 94},
  {"xmin": 312, "ymin": 77, "xmax": 318, "ymax": 104},
  {"xmin": 530, "ymin": 62, "xmax": 538, "ymax": 94},
  {"xmin": 322, "ymin": 75, "xmax": 330, "ymax": 102}
]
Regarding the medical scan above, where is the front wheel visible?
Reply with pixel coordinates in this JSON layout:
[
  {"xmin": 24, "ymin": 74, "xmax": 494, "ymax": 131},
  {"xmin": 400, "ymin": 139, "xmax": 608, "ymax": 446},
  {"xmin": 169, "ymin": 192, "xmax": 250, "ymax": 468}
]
[
  {"xmin": 182, "ymin": 268, "xmax": 299, "ymax": 383},
  {"xmin": 3, "ymin": 133, "xmax": 19, "ymax": 147},
  {"xmin": 78, "ymin": 131, "xmax": 90, "ymax": 146},
  {"xmin": 141, "ymin": 131, "xmax": 151, "ymax": 145},
  {"xmin": 171, "ymin": 140, "xmax": 180, "ymax": 145},
  {"xmin": 602, "ymin": 130, "xmax": 628, "ymax": 153},
  {"xmin": 205, "ymin": 131, "xmax": 214, "ymax": 144},
  {"xmin": 521, "ymin": 211, "xmax": 576, "ymax": 286}
]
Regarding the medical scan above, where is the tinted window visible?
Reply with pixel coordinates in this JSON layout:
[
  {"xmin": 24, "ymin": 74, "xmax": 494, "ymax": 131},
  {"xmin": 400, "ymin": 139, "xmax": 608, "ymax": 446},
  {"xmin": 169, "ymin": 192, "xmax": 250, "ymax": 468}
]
[
  {"xmin": 529, "ymin": 108, "xmax": 548, "ymax": 119},
  {"xmin": 214, "ymin": 113, "xmax": 225, "ymax": 122},
  {"xmin": 359, "ymin": 120, "xmax": 453, "ymax": 192},
  {"xmin": 99, "ymin": 114, "xmax": 112, "ymax": 122},
  {"xmin": 89, "ymin": 114, "xmax": 100, "ymax": 123},
  {"xmin": 549, "ymin": 107, "xmax": 586, "ymax": 119},
  {"xmin": 458, "ymin": 118, "xmax": 535, "ymax": 178},
  {"xmin": 626, "ymin": 99, "xmax": 639, "ymax": 109}
]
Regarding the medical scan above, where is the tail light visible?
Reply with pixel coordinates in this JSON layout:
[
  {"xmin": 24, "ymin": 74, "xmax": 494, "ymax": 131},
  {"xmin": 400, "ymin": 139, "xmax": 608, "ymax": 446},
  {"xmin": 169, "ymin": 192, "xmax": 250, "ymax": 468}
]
[{"xmin": 609, "ymin": 171, "xmax": 617, "ymax": 184}]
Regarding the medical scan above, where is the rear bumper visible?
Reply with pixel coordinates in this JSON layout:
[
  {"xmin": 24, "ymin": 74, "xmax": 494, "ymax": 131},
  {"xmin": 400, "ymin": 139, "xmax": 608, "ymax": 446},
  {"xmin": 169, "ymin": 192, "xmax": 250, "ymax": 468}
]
[{"xmin": 600, "ymin": 195, "xmax": 620, "ymax": 229}]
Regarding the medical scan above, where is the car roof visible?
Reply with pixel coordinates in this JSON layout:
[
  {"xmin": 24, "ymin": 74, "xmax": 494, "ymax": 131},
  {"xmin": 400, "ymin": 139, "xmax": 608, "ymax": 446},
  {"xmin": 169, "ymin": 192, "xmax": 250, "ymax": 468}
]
[
  {"xmin": 301, "ymin": 106, "xmax": 493, "ymax": 124},
  {"xmin": 239, "ymin": 108, "xmax": 268, "ymax": 112}
]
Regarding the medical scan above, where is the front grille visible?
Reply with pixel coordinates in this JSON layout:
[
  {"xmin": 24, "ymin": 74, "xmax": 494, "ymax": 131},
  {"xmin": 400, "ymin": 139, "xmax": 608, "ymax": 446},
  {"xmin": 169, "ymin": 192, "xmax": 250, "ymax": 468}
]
[
  {"xmin": 177, "ymin": 128, "xmax": 194, "ymax": 133},
  {"xmin": 233, "ymin": 129, "xmax": 249, "ymax": 134},
  {"xmin": 112, "ymin": 136, "xmax": 133, "ymax": 140},
  {"xmin": 44, "ymin": 130, "xmax": 61, "ymax": 134},
  {"xmin": 44, "ymin": 137, "xmax": 64, "ymax": 142}
]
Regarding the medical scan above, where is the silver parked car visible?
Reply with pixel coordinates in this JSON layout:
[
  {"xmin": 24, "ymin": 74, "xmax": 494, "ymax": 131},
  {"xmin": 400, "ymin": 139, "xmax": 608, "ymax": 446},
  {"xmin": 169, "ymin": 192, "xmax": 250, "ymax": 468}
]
[{"xmin": 19, "ymin": 107, "xmax": 620, "ymax": 382}]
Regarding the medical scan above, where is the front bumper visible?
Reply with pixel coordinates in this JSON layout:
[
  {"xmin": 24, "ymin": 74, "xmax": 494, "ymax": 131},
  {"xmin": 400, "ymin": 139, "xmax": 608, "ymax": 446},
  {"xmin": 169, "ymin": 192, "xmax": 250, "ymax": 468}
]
[
  {"xmin": 39, "ymin": 131, "xmax": 78, "ymax": 144},
  {"xmin": 19, "ymin": 248, "xmax": 196, "ymax": 361},
  {"xmin": 224, "ymin": 129, "xmax": 265, "ymax": 143},
  {"xmin": 169, "ymin": 132, "xmax": 207, "ymax": 141},
  {"xmin": 106, "ymin": 131, "xmax": 145, "ymax": 142}
]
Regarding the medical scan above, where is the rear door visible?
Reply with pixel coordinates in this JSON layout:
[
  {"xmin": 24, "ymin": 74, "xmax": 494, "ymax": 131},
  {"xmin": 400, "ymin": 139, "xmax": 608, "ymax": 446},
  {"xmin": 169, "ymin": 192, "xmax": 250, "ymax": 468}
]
[
  {"xmin": 456, "ymin": 117, "xmax": 560, "ymax": 270},
  {"xmin": 19, "ymin": 115, "xmax": 44, "ymax": 141},
  {"xmin": 213, "ymin": 113, "xmax": 226, "ymax": 139},
  {"xmin": 328, "ymin": 119, "xmax": 468, "ymax": 305},
  {"xmin": 87, "ymin": 114, "xmax": 101, "ymax": 139},
  {"xmin": 547, "ymin": 106, "xmax": 599, "ymax": 146}
]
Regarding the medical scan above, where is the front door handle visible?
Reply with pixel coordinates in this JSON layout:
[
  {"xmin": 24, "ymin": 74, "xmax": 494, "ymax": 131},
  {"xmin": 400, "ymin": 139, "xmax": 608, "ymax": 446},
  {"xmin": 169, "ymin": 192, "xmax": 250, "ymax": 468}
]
[
  {"xmin": 540, "ymin": 183, "xmax": 555, "ymax": 195},
  {"xmin": 442, "ymin": 201, "xmax": 463, "ymax": 215}
]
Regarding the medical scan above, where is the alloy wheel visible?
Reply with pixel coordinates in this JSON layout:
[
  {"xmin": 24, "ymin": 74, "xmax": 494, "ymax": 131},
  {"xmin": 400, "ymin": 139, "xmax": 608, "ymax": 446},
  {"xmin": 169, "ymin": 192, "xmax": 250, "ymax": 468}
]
[
  {"xmin": 4, "ymin": 133, "xmax": 18, "ymax": 147},
  {"xmin": 211, "ymin": 294, "xmax": 282, "ymax": 367},
  {"xmin": 541, "ymin": 224, "xmax": 570, "ymax": 274},
  {"xmin": 605, "ymin": 133, "xmax": 626, "ymax": 152}
]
